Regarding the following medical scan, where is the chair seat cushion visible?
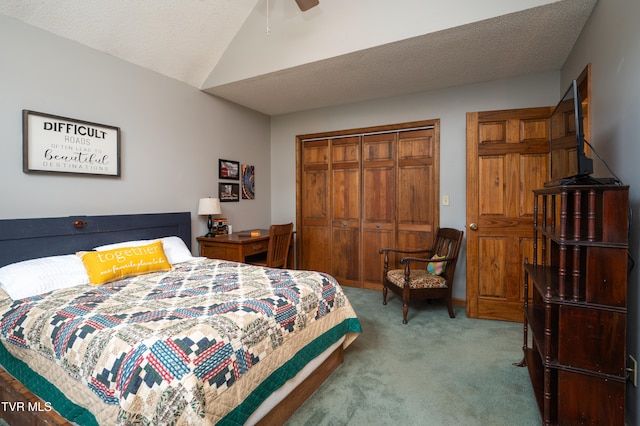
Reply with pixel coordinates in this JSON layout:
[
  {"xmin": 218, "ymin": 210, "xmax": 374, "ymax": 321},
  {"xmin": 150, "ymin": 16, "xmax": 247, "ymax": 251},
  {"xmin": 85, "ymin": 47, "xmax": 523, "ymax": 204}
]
[{"xmin": 386, "ymin": 269, "xmax": 447, "ymax": 289}]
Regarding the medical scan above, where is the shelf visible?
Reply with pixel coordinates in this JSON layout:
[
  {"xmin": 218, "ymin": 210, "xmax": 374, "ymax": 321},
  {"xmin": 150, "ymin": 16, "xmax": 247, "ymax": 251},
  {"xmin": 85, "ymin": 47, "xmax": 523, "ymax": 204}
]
[
  {"xmin": 534, "ymin": 227, "xmax": 628, "ymax": 248},
  {"xmin": 524, "ymin": 184, "xmax": 629, "ymax": 424},
  {"xmin": 524, "ymin": 348, "xmax": 545, "ymax": 418},
  {"xmin": 532, "ymin": 185, "xmax": 629, "ymax": 245},
  {"xmin": 524, "ymin": 305, "xmax": 547, "ymax": 359},
  {"xmin": 532, "ymin": 183, "xmax": 628, "ymax": 193},
  {"xmin": 525, "ymin": 264, "xmax": 559, "ymax": 299},
  {"xmin": 525, "ymin": 264, "xmax": 627, "ymax": 310}
]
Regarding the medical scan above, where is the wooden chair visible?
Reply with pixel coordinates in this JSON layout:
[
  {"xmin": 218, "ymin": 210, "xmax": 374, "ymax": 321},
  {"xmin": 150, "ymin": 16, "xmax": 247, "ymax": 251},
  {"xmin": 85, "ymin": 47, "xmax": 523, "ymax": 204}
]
[
  {"xmin": 379, "ymin": 227, "xmax": 464, "ymax": 323},
  {"xmin": 253, "ymin": 223, "xmax": 294, "ymax": 268}
]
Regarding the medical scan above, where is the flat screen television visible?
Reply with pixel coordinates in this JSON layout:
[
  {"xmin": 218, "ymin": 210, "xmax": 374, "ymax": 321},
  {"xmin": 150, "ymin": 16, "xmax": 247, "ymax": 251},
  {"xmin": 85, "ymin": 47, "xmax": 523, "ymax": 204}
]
[{"xmin": 546, "ymin": 79, "xmax": 593, "ymax": 186}]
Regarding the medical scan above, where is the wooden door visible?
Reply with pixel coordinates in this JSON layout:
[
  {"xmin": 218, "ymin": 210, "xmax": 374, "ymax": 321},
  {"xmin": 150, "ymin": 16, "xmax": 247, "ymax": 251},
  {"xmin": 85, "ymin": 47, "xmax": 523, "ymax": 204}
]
[
  {"xmin": 466, "ymin": 107, "xmax": 551, "ymax": 321},
  {"xmin": 361, "ymin": 133, "xmax": 395, "ymax": 290},
  {"xmin": 395, "ymin": 127, "xmax": 439, "ymax": 258},
  {"xmin": 330, "ymin": 136, "xmax": 361, "ymax": 287},
  {"xmin": 361, "ymin": 126, "xmax": 440, "ymax": 288},
  {"xmin": 299, "ymin": 139, "xmax": 330, "ymax": 273}
]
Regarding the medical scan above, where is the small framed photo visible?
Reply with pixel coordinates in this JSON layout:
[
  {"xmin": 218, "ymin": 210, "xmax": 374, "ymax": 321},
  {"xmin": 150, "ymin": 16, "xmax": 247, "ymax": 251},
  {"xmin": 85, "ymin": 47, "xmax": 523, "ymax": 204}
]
[
  {"xmin": 219, "ymin": 182, "xmax": 240, "ymax": 202},
  {"xmin": 23, "ymin": 110, "xmax": 121, "ymax": 177},
  {"xmin": 219, "ymin": 159, "xmax": 239, "ymax": 180}
]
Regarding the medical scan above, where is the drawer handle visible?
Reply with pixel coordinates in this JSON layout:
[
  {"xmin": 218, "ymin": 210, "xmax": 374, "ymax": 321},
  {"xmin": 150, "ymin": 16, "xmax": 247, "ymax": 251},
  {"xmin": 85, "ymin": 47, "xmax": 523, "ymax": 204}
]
[{"xmin": 252, "ymin": 244, "xmax": 263, "ymax": 251}]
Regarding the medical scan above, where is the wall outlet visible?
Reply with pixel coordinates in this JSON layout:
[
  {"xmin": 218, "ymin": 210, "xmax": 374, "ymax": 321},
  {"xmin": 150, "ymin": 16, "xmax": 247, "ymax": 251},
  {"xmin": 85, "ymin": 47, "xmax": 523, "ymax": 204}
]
[{"xmin": 629, "ymin": 355, "xmax": 638, "ymax": 387}]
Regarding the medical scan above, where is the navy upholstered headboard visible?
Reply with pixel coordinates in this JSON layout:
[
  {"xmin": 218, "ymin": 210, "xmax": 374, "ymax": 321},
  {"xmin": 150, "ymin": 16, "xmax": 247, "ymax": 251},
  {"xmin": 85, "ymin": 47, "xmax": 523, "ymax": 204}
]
[{"xmin": 0, "ymin": 212, "xmax": 191, "ymax": 268}]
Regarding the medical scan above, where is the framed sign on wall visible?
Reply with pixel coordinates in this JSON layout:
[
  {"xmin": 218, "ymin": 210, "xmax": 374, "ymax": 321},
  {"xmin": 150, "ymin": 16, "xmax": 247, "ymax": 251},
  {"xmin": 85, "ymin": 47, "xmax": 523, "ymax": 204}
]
[{"xmin": 22, "ymin": 110, "xmax": 121, "ymax": 177}]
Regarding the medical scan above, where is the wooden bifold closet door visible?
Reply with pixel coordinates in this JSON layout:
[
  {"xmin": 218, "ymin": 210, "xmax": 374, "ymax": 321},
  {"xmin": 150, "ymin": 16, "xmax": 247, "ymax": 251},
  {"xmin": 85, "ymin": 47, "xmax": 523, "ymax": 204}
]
[{"xmin": 296, "ymin": 120, "xmax": 439, "ymax": 290}]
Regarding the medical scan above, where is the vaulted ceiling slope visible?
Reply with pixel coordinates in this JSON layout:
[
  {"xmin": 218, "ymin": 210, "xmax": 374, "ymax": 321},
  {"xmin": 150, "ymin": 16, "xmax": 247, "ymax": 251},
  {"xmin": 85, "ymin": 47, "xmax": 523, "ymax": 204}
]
[{"xmin": 0, "ymin": 0, "xmax": 597, "ymax": 116}]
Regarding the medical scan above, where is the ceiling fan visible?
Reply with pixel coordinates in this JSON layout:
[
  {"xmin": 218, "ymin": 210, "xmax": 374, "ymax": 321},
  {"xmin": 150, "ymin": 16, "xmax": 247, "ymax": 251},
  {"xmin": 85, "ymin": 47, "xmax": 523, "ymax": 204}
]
[{"xmin": 295, "ymin": 0, "xmax": 319, "ymax": 11}]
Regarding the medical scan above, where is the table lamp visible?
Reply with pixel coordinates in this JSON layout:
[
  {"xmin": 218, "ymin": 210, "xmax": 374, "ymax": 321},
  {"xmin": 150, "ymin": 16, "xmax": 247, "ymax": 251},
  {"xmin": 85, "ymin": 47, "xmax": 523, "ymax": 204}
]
[{"xmin": 198, "ymin": 197, "xmax": 221, "ymax": 237}]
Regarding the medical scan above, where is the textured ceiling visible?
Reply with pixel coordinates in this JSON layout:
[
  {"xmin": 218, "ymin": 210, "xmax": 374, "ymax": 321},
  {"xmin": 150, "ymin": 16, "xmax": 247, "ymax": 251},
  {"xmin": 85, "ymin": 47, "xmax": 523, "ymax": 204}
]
[
  {"xmin": 0, "ymin": 0, "xmax": 260, "ymax": 88},
  {"xmin": 0, "ymin": 0, "xmax": 597, "ymax": 116}
]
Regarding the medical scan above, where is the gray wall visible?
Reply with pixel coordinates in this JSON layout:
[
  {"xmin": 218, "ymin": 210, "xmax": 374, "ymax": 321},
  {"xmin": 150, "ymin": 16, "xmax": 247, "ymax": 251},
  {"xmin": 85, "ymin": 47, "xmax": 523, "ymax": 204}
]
[
  {"xmin": 0, "ymin": 15, "xmax": 272, "ymax": 251},
  {"xmin": 4, "ymin": 4, "xmax": 638, "ymax": 422},
  {"xmin": 563, "ymin": 0, "xmax": 640, "ymax": 423},
  {"xmin": 271, "ymin": 72, "xmax": 560, "ymax": 301}
]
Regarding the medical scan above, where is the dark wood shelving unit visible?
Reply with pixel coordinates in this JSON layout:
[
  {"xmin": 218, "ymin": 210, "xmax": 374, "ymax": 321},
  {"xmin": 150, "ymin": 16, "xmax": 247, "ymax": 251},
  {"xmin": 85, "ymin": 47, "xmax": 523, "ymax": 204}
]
[{"xmin": 521, "ymin": 184, "xmax": 629, "ymax": 425}]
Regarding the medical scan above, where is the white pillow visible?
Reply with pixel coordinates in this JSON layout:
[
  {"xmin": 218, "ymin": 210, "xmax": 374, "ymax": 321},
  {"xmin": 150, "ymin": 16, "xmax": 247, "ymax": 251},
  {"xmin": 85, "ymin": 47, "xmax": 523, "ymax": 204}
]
[
  {"xmin": 93, "ymin": 236, "xmax": 194, "ymax": 265},
  {"xmin": 0, "ymin": 255, "xmax": 90, "ymax": 300}
]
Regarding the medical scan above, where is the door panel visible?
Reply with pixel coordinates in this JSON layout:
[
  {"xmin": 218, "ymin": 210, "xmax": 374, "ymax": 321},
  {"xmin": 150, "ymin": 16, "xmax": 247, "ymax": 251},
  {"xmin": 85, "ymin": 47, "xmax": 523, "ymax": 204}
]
[
  {"xmin": 467, "ymin": 107, "xmax": 551, "ymax": 322},
  {"xmin": 394, "ymin": 128, "xmax": 438, "ymax": 264},
  {"xmin": 478, "ymin": 237, "xmax": 507, "ymax": 297},
  {"xmin": 300, "ymin": 226, "xmax": 329, "ymax": 272},
  {"xmin": 331, "ymin": 137, "xmax": 361, "ymax": 287},
  {"xmin": 362, "ymin": 133, "xmax": 395, "ymax": 290},
  {"xmin": 300, "ymin": 140, "xmax": 330, "ymax": 272},
  {"xmin": 362, "ymin": 228, "xmax": 393, "ymax": 289},
  {"xmin": 478, "ymin": 156, "xmax": 506, "ymax": 215},
  {"xmin": 331, "ymin": 227, "xmax": 360, "ymax": 284}
]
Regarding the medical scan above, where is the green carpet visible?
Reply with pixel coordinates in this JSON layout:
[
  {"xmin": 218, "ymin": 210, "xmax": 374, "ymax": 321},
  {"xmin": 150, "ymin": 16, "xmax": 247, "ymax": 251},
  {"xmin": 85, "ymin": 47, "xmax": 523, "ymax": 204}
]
[{"xmin": 286, "ymin": 286, "xmax": 540, "ymax": 426}]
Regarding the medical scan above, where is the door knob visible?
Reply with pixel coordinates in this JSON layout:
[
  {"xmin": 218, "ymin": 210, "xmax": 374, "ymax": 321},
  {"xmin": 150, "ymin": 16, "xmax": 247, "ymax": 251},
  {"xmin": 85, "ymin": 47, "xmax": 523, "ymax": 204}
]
[{"xmin": 469, "ymin": 223, "xmax": 478, "ymax": 231}]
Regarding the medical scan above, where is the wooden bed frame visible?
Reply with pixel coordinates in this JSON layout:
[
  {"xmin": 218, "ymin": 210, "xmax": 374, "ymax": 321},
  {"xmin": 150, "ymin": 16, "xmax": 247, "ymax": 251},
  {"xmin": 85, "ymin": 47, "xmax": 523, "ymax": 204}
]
[
  {"xmin": 0, "ymin": 212, "xmax": 343, "ymax": 425},
  {"xmin": 0, "ymin": 346, "xmax": 344, "ymax": 426}
]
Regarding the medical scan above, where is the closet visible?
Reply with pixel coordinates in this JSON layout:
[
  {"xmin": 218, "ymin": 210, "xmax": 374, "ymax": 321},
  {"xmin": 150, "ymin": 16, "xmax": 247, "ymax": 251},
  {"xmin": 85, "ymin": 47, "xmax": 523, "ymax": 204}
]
[{"xmin": 296, "ymin": 120, "xmax": 440, "ymax": 289}]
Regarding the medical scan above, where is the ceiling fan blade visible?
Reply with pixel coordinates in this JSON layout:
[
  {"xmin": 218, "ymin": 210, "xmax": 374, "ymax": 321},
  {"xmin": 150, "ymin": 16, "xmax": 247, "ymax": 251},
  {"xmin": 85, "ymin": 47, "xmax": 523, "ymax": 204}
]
[{"xmin": 295, "ymin": 0, "xmax": 319, "ymax": 12}]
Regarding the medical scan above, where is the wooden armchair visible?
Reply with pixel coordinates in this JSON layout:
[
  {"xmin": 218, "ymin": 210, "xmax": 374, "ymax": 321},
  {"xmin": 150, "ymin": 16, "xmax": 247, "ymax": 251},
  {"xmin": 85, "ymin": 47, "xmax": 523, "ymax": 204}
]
[
  {"xmin": 253, "ymin": 223, "xmax": 294, "ymax": 268},
  {"xmin": 379, "ymin": 227, "xmax": 464, "ymax": 323}
]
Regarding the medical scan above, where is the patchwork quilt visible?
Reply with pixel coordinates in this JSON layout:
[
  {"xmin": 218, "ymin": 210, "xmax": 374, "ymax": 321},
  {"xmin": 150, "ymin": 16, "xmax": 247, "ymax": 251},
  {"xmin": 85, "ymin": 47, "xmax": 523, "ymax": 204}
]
[{"xmin": 0, "ymin": 259, "xmax": 361, "ymax": 425}]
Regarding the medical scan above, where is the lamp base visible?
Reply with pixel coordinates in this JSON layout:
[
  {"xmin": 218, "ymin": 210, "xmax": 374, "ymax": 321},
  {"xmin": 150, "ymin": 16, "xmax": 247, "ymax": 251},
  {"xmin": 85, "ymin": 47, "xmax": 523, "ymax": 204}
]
[{"xmin": 204, "ymin": 214, "xmax": 217, "ymax": 238}]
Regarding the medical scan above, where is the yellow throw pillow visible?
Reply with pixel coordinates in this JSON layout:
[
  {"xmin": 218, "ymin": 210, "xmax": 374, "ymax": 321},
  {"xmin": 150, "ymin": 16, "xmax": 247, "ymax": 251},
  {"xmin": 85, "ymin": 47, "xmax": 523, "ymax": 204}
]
[{"xmin": 78, "ymin": 241, "xmax": 171, "ymax": 285}]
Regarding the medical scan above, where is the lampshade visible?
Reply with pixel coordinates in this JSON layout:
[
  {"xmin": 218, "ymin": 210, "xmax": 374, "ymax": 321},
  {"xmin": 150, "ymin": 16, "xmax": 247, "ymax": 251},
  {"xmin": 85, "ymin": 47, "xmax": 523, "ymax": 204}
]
[{"xmin": 198, "ymin": 198, "xmax": 221, "ymax": 215}]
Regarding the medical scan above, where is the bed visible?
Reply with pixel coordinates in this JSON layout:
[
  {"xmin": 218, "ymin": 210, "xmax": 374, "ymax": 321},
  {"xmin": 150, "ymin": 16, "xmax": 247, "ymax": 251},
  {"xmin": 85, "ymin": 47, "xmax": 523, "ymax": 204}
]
[{"xmin": 0, "ymin": 212, "xmax": 361, "ymax": 425}]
